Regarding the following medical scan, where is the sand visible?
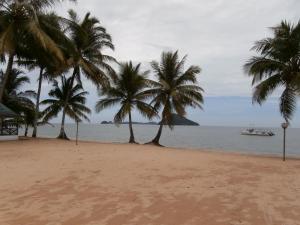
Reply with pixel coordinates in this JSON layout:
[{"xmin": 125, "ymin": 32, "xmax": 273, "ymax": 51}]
[{"xmin": 0, "ymin": 139, "xmax": 300, "ymax": 225}]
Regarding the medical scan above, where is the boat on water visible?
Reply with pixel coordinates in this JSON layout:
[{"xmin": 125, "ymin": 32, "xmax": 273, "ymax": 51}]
[{"xmin": 241, "ymin": 128, "xmax": 275, "ymax": 136}]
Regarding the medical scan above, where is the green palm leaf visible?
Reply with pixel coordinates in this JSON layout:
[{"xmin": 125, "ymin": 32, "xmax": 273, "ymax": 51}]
[{"xmin": 245, "ymin": 20, "xmax": 300, "ymax": 122}]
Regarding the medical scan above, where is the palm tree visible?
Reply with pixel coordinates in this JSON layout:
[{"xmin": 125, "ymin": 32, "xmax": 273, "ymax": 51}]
[
  {"xmin": 20, "ymin": 105, "xmax": 35, "ymax": 136},
  {"xmin": 0, "ymin": 0, "xmax": 73, "ymax": 102},
  {"xmin": 146, "ymin": 51, "xmax": 204, "ymax": 146},
  {"xmin": 56, "ymin": 10, "xmax": 116, "ymax": 139},
  {"xmin": 18, "ymin": 12, "xmax": 69, "ymax": 138},
  {"xmin": 18, "ymin": 102, "xmax": 54, "ymax": 137},
  {"xmin": 95, "ymin": 61, "xmax": 156, "ymax": 143},
  {"xmin": 0, "ymin": 68, "xmax": 37, "ymax": 135},
  {"xmin": 41, "ymin": 76, "xmax": 91, "ymax": 139},
  {"xmin": 244, "ymin": 21, "xmax": 300, "ymax": 122}
]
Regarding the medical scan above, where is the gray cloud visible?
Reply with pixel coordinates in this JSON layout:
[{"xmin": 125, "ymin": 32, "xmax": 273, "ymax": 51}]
[{"xmin": 55, "ymin": 0, "xmax": 299, "ymax": 96}]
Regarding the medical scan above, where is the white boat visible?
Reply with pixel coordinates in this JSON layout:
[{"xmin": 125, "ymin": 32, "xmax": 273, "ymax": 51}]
[{"xmin": 241, "ymin": 128, "xmax": 275, "ymax": 136}]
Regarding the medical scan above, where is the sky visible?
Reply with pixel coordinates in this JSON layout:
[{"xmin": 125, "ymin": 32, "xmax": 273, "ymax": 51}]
[{"xmin": 23, "ymin": 0, "xmax": 300, "ymax": 127}]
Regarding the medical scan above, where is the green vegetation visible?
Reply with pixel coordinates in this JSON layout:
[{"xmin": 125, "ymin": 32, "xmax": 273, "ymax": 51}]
[
  {"xmin": 96, "ymin": 61, "xmax": 156, "ymax": 143},
  {"xmin": 55, "ymin": 10, "xmax": 116, "ymax": 139},
  {"xmin": 245, "ymin": 21, "xmax": 300, "ymax": 123},
  {"xmin": 145, "ymin": 51, "xmax": 203, "ymax": 146},
  {"xmin": 0, "ymin": 0, "xmax": 71, "ymax": 101},
  {"xmin": 41, "ymin": 76, "xmax": 90, "ymax": 139},
  {"xmin": 0, "ymin": 68, "xmax": 37, "ymax": 136}
]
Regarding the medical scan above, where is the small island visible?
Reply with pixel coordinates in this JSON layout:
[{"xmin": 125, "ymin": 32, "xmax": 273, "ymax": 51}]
[{"xmin": 101, "ymin": 113, "xmax": 199, "ymax": 126}]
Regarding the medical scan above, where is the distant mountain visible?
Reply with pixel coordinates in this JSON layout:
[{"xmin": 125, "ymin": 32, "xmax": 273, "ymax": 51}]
[
  {"xmin": 169, "ymin": 113, "xmax": 199, "ymax": 126},
  {"xmin": 101, "ymin": 114, "xmax": 199, "ymax": 126}
]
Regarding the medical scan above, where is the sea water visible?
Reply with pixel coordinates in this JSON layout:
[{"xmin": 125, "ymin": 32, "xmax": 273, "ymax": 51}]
[{"xmin": 20, "ymin": 124, "xmax": 300, "ymax": 156}]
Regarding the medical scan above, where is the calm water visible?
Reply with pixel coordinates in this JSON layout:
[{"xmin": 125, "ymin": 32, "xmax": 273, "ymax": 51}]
[{"xmin": 21, "ymin": 124, "xmax": 300, "ymax": 156}]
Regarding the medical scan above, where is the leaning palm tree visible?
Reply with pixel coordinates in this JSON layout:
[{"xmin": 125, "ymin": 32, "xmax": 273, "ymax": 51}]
[
  {"xmin": 56, "ymin": 10, "xmax": 116, "ymax": 139},
  {"xmin": 0, "ymin": 0, "xmax": 74, "ymax": 102},
  {"xmin": 146, "ymin": 51, "xmax": 204, "ymax": 146},
  {"xmin": 41, "ymin": 76, "xmax": 91, "ymax": 139},
  {"xmin": 244, "ymin": 21, "xmax": 300, "ymax": 122},
  {"xmin": 95, "ymin": 62, "xmax": 156, "ymax": 143}
]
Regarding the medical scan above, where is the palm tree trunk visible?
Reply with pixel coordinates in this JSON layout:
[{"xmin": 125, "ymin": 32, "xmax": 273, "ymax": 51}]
[
  {"xmin": 57, "ymin": 67, "xmax": 77, "ymax": 140},
  {"xmin": 150, "ymin": 122, "xmax": 164, "ymax": 146},
  {"xmin": 32, "ymin": 67, "xmax": 44, "ymax": 138},
  {"xmin": 57, "ymin": 107, "xmax": 69, "ymax": 140},
  {"xmin": 128, "ymin": 110, "xmax": 136, "ymax": 143},
  {"xmin": 0, "ymin": 53, "xmax": 15, "ymax": 102},
  {"xmin": 24, "ymin": 124, "xmax": 28, "ymax": 137},
  {"xmin": 147, "ymin": 105, "xmax": 167, "ymax": 146}
]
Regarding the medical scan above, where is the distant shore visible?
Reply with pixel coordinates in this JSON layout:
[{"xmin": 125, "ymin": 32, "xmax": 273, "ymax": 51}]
[
  {"xmin": 1, "ymin": 138, "xmax": 300, "ymax": 224},
  {"xmin": 100, "ymin": 113, "xmax": 200, "ymax": 126}
]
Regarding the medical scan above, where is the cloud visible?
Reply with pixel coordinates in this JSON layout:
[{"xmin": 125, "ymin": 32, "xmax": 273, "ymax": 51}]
[{"xmin": 56, "ymin": 0, "xmax": 299, "ymax": 95}]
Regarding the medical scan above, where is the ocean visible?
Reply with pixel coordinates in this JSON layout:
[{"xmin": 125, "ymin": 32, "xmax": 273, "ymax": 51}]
[{"xmin": 20, "ymin": 124, "xmax": 300, "ymax": 156}]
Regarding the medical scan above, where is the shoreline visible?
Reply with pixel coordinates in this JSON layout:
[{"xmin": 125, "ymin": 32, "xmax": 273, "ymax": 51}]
[
  {"xmin": 17, "ymin": 136, "xmax": 300, "ymax": 160},
  {"xmin": 19, "ymin": 125, "xmax": 300, "ymax": 156}
]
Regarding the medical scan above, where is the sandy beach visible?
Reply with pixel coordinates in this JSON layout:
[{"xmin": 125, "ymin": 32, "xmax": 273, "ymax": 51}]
[{"xmin": 0, "ymin": 139, "xmax": 300, "ymax": 225}]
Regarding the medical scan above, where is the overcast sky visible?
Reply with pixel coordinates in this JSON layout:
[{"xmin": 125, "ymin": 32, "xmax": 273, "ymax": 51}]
[{"xmin": 23, "ymin": 0, "xmax": 300, "ymax": 127}]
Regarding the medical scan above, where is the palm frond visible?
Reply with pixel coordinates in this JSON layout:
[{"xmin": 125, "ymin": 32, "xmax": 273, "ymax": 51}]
[
  {"xmin": 135, "ymin": 100, "xmax": 158, "ymax": 119},
  {"xmin": 252, "ymin": 74, "xmax": 282, "ymax": 104},
  {"xmin": 95, "ymin": 98, "xmax": 121, "ymax": 113},
  {"xmin": 280, "ymin": 87, "xmax": 297, "ymax": 121},
  {"xmin": 245, "ymin": 20, "xmax": 300, "ymax": 121},
  {"xmin": 148, "ymin": 51, "xmax": 203, "ymax": 127},
  {"xmin": 113, "ymin": 101, "xmax": 130, "ymax": 124}
]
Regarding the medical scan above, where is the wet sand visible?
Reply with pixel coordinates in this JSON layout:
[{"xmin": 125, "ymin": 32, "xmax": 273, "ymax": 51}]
[{"xmin": 0, "ymin": 139, "xmax": 300, "ymax": 225}]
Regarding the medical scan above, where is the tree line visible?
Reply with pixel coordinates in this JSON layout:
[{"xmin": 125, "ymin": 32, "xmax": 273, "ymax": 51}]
[
  {"xmin": 0, "ymin": 1, "xmax": 299, "ymax": 145},
  {"xmin": 0, "ymin": 0, "xmax": 204, "ymax": 145}
]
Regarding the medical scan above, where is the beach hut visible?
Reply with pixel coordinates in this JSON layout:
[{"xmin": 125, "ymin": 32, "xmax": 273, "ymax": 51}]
[{"xmin": 0, "ymin": 103, "xmax": 19, "ymax": 141}]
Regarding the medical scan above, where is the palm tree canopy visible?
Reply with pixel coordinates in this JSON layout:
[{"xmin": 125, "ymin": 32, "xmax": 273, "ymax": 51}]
[
  {"xmin": 244, "ymin": 21, "xmax": 300, "ymax": 122},
  {"xmin": 0, "ymin": 67, "xmax": 36, "ymax": 131},
  {"xmin": 0, "ymin": 68, "xmax": 36, "ymax": 114},
  {"xmin": 0, "ymin": 68, "xmax": 29, "ymax": 95},
  {"xmin": 62, "ymin": 10, "xmax": 116, "ymax": 88},
  {"xmin": 41, "ymin": 76, "xmax": 91, "ymax": 122},
  {"xmin": 95, "ymin": 61, "xmax": 156, "ymax": 123},
  {"xmin": 0, "ymin": 0, "xmax": 76, "ymax": 62},
  {"xmin": 146, "ymin": 51, "xmax": 204, "ymax": 127},
  {"xmin": 17, "ymin": 12, "xmax": 71, "ymax": 74}
]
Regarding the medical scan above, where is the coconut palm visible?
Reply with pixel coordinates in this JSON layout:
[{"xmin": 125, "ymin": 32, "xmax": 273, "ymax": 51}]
[
  {"xmin": 19, "ymin": 59, "xmax": 56, "ymax": 137},
  {"xmin": 18, "ymin": 12, "xmax": 70, "ymax": 137},
  {"xmin": 17, "ymin": 102, "xmax": 54, "ymax": 137},
  {"xmin": 0, "ymin": 68, "xmax": 37, "ymax": 135},
  {"xmin": 20, "ymin": 105, "xmax": 35, "ymax": 136},
  {"xmin": 0, "ymin": 0, "xmax": 74, "ymax": 102},
  {"xmin": 95, "ymin": 61, "xmax": 156, "ymax": 143},
  {"xmin": 56, "ymin": 10, "xmax": 116, "ymax": 139},
  {"xmin": 41, "ymin": 76, "xmax": 91, "ymax": 139},
  {"xmin": 244, "ymin": 21, "xmax": 300, "ymax": 122},
  {"xmin": 146, "ymin": 51, "xmax": 204, "ymax": 146}
]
